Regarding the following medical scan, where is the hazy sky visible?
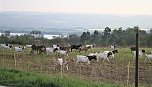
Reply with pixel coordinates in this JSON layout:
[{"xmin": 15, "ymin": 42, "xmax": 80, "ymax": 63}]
[{"xmin": 0, "ymin": 0, "xmax": 152, "ymax": 15}]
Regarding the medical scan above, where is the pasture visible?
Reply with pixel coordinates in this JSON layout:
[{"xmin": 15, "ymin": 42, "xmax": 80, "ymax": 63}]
[{"xmin": 0, "ymin": 47, "xmax": 152, "ymax": 87}]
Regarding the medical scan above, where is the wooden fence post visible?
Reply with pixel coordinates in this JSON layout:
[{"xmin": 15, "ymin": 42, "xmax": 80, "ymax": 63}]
[
  {"xmin": 61, "ymin": 65, "xmax": 63, "ymax": 78},
  {"xmin": 14, "ymin": 52, "xmax": 16, "ymax": 67},
  {"xmin": 127, "ymin": 61, "xmax": 130, "ymax": 86},
  {"xmin": 135, "ymin": 26, "xmax": 139, "ymax": 87}
]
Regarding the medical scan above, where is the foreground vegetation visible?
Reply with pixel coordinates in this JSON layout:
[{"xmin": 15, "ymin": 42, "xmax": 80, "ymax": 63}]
[{"xmin": 0, "ymin": 68, "xmax": 123, "ymax": 87}]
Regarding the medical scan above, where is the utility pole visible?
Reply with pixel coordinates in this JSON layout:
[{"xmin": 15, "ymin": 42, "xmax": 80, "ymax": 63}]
[{"xmin": 135, "ymin": 26, "xmax": 139, "ymax": 87}]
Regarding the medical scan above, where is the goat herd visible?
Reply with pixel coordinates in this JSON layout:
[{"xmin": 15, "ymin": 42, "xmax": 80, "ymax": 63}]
[
  {"xmin": 1, "ymin": 43, "xmax": 152, "ymax": 71},
  {"xmin": 29, "ymin": 44, "xmax": 118, "ymax": 71}
]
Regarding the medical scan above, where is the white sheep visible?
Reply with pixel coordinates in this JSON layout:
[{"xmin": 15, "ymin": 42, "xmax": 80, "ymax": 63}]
[{"xmin": 145, "ymin": 54, "xmax": 152, "ymax": 63}]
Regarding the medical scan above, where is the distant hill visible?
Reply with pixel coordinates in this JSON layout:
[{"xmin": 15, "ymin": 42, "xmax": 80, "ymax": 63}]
[{"xmin": 0, "ymin": 11, "xmax": 152, "ymax": 33}]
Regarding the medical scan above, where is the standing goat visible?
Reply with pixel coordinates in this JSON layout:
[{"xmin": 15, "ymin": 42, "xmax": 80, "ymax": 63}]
[
  {"xmin": 76, "ymin": 55, "xmax": 97, "ymax": 66},
  {"xmin": 15, "ymin": 47, "xmax": 24, "ymax": 52},
  {"xmin": 145, "ymin": 54, "xmax": 152, "ymax": 63},
  {"xmin": 53, "ymin": 58, "xmax": 69, "ymax": 70},
  {"xmin": 57, "ymin": 50, "xmax": 69, "ymax": 57},
  {"xmin": 132, "ymin": 50, "xmax": 145, "ymax": 58}
]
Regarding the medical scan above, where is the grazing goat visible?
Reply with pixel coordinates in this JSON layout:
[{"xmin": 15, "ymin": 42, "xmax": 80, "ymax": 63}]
[
  {"xmin": 0, "ymin": 44, "xmax": 12, "ymax": 51},
  {"xmin": 78, "ymin": 47, "xmax": 89, "ymax": 53},
  {"xmin": 88, "ymin": 53, "xmax": 97, "ymax": 56},
  {"xmin": 15, "ymin": 47, "xmax": 24, "ymax": 52},
  {"xmin": 71, "ymin": 44, "xmax": 82, "ymax": 52},
  {"xmin": 30, "ymin": 44, "xmax": 46, "ymax": 54},
  {"xmin": 46, "ymin": 47, "xmax": 58, "ymax": 55},
  {"xmin": 110, "ymin": 45, "xmax": 116, "ymax": 51},
  {"xmin": 145, "ymin": 54, "xmax": 152, "ymax": 63},
  {"xmin": 53, "ymin": 58, "xmax": 69, "ymax": 70},
  {"xmin": 52, "ymin": 45, "xmax": 59, "ymax": 49},
  {"xmin": 103, "ymin": 50, "xmax": 118, "ymax": 58},
  {"xmin": 95, "ymin": 51, "xmax": 113, "ymax": 62},
  {"xmin": 59, "ymin": 46, "xmax": 71, "ymax": 52},
  {"xmin": 26, "ymin": 44, "xmax": 32, "ymax": 48},
  {"xmin": 57, "ymin": 50, "xmax": 69, "ymax": 57},
  {"xmin": 130, "ymin": 47, "xmax": 136, "ymax": 52},
  {"xmin": 130, "ymin": 47, "xmax": 145, "ymax": 53},
  {"xmin": 86, "ymin": 44, "xmax": 95, "ymax": 49},
  {"xmin": 132, "ymin": 50, "xmax": 145, "ymax": 58},
  {"xmin": 76, "ymin": 55, "xmax": 97, "ymax": 66}
]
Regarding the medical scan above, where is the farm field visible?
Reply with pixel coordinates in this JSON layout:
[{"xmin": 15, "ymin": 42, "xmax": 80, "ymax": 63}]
[{"xmin": 0, "ymin": 47, "xmax": 152, "ymax": 87}]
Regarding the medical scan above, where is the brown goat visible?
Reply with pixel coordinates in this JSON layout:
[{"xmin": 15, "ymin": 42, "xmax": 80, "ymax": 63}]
[{"xmin": 78, "ymin": 47, "xmax": 89, "ymax": 53}]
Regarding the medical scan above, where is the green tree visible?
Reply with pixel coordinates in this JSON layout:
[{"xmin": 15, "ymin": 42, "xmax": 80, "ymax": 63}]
[
  {"xmin": 29, "ymin": 30, "xmax": 43, "ymax": 38},
  {"xmin": 80, "ymin": 31, "xmax": 91, "ymax": 45},
  {"xmin": 92, "ymin": 30, "xmax": 103, "ymax": 46},
  {"xmin": 65, "ymin": 34, "xmax": 80, "ymax": 45},
  {"xmin": 125, "ymin": 27, "xmax": 136, "ymax": 46},
  {"xmin": 146, "ymin": 29, "xmax": 152, "ymax": 47},
  {"xmin": 102, "ymin": 27, "xmax": 112, "ymax": 46},
  {"xmin": 104, "ymin": 27, "xmax": 111, "ymax": 36},
  {"xmin": 110, "ymin": 27, "xmax": 126, "ymax": 46},
  {"xmin": 139, "ymin": 30, "xmax": 148, "ymax": 47},
  {"xmin": 29, "ymin": 30, "xmax": 44, "ymax": 44}
]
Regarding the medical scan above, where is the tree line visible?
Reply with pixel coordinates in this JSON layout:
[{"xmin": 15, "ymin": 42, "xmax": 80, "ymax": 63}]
[{"xmin": 0, "ymin": 27, "xmax": 152, "ymax": 47}]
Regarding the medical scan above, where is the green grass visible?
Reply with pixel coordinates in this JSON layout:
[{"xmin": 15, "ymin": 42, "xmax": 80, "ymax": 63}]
[{"xmin": 0, "ymin": 68, "xmax": 122, "ymax": 87}]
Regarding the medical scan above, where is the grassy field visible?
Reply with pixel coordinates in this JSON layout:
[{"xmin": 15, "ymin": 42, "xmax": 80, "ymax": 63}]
[
  {"xmin": 0, "ymin": 68, "xmax": 123, "ymax": 87},
  {"xmin": 0, "ymin": 47, "xmax": 152, "ymax": 87}
]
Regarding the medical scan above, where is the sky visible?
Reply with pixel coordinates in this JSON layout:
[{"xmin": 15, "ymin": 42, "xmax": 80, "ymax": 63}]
[{"xmin": 0, "ymin": 0, "xmax": 152, "ymax": 15}]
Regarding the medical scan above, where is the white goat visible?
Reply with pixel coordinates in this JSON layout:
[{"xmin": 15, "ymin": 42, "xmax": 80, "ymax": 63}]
[
  {"xmin": 88, "ymin": 53, "xmax": 96, "ymax": 56},
  {"xmin": 88, "ymin": 51, "xmax": 113, "ymax": 62},
  {"xmin": 52, "ymin": 45, "xmax": 59, "ymax": 49},
  {"xmin": 15, "ymin": 47, "xmax": 24, "ymax": 52},
  {"xmin": 96, "ymin": 52, "xmax": 109, "ymax": 62},
  {"xmin": 26, "ymin": 44, "xmax": 32, "ymax": 48},
  {"xmin": 46, "ymin": 48, "xmax": 56, "ymax": 55},
  {"xmin": 110, "ymin": 45, "xmax": 116, "ymax": 51},
  {"xmin": 57, "ymin": 50, "xmax": 69, "ymax": 57},
  {"xmin": 0, "ymin": 44, "xmax": 12, "ymax": 51},
  {"xmin": 145, "ymin": 54, "xmax": 152, "ymax": 63},
  {"xmin": 54, "ymin": 58, "xmax": 69, "ymax": 70},
  {"xmin": 132, "ymin": 51, "xmax": 144, "ymax": 58},
  {"xmin": 86, "ymin": 45, "xmax": 94, "ymax": 49},
  {"xmin": 103, "ymin": 51, "xmax": 115, "ymax": 58},
  {"xmin": 76, "ymin": 55, "xmax": 90, "ymax": 66}
]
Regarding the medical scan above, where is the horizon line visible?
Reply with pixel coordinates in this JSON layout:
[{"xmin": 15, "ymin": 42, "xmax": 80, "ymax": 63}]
[{"xmin": 1, "ymin": 11, "xmax": 152, "ymax": 16}]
